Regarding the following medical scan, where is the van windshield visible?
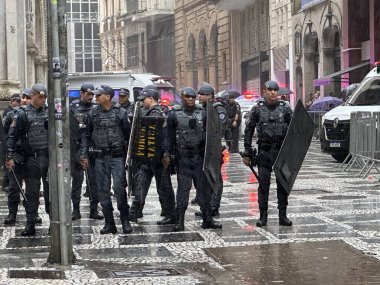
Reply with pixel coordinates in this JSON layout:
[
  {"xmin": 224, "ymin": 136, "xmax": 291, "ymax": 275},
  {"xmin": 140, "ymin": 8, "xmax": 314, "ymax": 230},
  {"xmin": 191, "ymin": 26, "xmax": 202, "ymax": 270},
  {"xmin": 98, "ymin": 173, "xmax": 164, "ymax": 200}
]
[
  {"xmin": 347, "ymin": 78, "xmax": 380, "ymax": 106},
  {"xmin": 133, "ymin": 86, "xmax": 181, "ymax": 106}
]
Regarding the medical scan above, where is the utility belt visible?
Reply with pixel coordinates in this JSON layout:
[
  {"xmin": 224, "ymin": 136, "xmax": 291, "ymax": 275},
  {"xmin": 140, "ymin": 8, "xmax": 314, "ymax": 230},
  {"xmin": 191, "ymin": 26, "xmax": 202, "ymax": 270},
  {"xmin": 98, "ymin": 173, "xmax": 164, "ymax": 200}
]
[
  {"xmin": 178, "ymin": 148, "xmax": 204, "ymax": 158},
  {"xmin": 92, "ymin": 148, "xmax": 126, "ymax": 158},
  {"xmin": 29, "ymin": 149, "xmax": 49, "ymax": 158},
  {"xmin": 259, "ymin": 142, "xmax": 282, "ymax": 152}
]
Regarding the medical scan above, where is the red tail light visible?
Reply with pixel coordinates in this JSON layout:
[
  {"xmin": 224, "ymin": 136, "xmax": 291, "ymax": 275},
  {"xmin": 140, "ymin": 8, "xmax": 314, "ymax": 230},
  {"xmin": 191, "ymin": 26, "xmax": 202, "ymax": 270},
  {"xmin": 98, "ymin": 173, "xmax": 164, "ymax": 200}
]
[
  {"xmin": 243, "ymin": 91, "xmax": 254, "ymax": 99},
  {"xmin": 161, "ymin": 98, "xmax": 169, "ymax": 105}
]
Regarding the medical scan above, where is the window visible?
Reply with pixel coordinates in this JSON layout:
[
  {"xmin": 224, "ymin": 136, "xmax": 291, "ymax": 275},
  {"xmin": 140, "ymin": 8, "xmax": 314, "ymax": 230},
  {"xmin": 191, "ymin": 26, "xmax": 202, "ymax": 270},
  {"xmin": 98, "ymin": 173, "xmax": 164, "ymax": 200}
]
[{"xmin": 127, "ymin": 34, "xmax": 139, "ymax": 68}]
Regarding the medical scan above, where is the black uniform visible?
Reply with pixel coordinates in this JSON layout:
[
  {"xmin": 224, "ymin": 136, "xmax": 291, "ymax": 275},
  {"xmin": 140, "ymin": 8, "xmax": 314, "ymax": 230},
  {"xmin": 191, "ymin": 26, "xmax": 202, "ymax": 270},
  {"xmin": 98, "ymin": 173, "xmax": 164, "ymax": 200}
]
[
  {"xmin": 70, "ymin": 99, "xmax": 100, "ymax": 219},
  {"xmin": 164, "ymin": 103, "xmax": 221, "ymax": 231},
  {"xmin": 2, "ymin": 108, "xmax": 27, "ymax": 224},
  {"xmin": 120, "ymin": 101, "xmax": 134, "ymax": 119},
  {"xmin": 6, "ymin": 104, "xmax": 49, "ymax": 229},
  {"xmin": 130, "ymin": 105, "xmax": 175, "ymax": 223},
  {"xmin": 80, "ymin": 103, "xmax": 132, "ymax": 234},
  {"xmin": 244, "ymin": 99, "xmax": 293, "ymax": 215},
  {"xmin": 226, "ymin": 101, "xmax": 240, "ymax": 152}
]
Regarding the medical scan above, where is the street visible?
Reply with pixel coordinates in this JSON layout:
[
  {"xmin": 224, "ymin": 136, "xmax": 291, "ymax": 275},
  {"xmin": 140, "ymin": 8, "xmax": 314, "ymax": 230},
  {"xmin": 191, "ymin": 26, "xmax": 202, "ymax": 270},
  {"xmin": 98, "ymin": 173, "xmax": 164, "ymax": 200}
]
[{"xmin": 1, "ymin": 140, "xmax": 380, "ymax": 284}]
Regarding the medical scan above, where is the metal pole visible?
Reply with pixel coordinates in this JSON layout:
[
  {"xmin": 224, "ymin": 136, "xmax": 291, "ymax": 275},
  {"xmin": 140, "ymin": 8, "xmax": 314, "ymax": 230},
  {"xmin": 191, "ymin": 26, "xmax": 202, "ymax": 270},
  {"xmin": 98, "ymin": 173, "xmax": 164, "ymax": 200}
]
[{"xmin": 47, "ymin": 0, "xmax": 73, "ymax": 265}]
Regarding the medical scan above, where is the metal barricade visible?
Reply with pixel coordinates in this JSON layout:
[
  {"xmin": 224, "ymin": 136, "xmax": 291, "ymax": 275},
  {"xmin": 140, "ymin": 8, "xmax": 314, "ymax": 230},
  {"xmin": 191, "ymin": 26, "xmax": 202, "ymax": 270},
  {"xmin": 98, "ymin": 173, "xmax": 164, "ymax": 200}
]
[
  {"xmin": 343, "ymin": 111, "xmax": 380, "ymax": 180},
  {"xmin": 307, "ymin": 111, "xmax": 327, "ymax": 140}
]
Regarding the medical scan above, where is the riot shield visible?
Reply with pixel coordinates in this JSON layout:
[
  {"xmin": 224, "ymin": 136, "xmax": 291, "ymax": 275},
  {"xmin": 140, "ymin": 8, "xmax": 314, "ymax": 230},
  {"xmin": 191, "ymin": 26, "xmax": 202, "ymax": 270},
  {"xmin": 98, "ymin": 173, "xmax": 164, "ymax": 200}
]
[
  {"xmin": 0, "ymin": 117, "xmax": 6, "ymax": 166},
  {"xmin": 203, "ymin": 101, "xmax": 222, "ymax": 193},
  {"xmin": 273, "ymin": 99, "xmax": 314, "ymax": 194},
  {"xmin": 126, "ymin": 101, "xmax": 141, "ymax": 196},
  {"xmin": 131, "ymin": 116, "xmax": 165, "ymax": 165}
]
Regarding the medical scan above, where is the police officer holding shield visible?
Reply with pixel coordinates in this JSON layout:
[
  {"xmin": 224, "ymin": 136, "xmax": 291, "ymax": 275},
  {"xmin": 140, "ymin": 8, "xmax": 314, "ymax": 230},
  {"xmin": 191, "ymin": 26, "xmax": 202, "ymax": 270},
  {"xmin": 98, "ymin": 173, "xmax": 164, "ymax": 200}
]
[
  {"xmin": 129, "ymin": 88, "xmax": 176, "ymax": 225},
  {"xmin": 242, "ymin": 81, "xmax": 293, "ymax": 227},
  {"xmin": 5, "ymin": 84, "xmax": 50, "ymax": 236},
  {"xmin": 196, "ymin": 85, "xmax": 227, "ymax": 217},
  {"xmin": 80, "ymin": 85, "xmax": 133, "ymax": 234},
  {"xmin": 162, "ymin": 87, "xmax": 222, "ymax": 231},
  {"xmin": 70, "ymin": 82, "xmax": 103, "ymax": 221}
]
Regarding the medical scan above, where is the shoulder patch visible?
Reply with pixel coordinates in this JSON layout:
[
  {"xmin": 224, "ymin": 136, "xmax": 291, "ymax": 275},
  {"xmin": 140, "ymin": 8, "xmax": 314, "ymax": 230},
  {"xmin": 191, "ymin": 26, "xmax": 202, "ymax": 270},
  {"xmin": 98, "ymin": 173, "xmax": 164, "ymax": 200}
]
[{"xmin": 218, "ymin": 113, "xmax": 226, "ymax": 120}]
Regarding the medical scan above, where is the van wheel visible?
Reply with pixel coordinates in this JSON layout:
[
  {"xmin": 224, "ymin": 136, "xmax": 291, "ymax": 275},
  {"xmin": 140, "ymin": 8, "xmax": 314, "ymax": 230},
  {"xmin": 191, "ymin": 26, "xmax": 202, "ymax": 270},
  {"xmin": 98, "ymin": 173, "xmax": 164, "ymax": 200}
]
[{"xmin": 331, "ymin": 154, "xmax": 349, "ymax": 163}]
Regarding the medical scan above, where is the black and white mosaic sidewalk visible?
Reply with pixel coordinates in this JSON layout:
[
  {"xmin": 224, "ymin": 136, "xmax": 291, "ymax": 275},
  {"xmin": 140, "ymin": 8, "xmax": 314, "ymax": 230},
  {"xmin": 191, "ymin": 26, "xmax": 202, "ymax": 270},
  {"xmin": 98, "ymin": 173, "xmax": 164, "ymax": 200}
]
[{"xmin": 0, "ymin": 141, "xmax": 380, "ymax": 284}]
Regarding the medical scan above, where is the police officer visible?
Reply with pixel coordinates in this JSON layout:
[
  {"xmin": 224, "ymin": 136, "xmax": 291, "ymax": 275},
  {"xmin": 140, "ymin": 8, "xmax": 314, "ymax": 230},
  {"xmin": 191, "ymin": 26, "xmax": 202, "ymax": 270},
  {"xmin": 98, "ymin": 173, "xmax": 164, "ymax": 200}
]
[
  {"xmin": 80, "ymin": 85, "xmax": 133, "ymax": 235},
  {"xmin": 242, "ymin": 80, "xmax": 293, "ymax": 227},
  {"xmin": 129, "ymin": 88, "xmax": 175, "ymax": 225},
  {"xmin": 70, "ymin": 82, "xmax": 103, "ymax": 221},
  {"xmin": 196, "ymin": 85, "xmax": 227, "ymax": 217},
  {"xmin": 227, "ymin": 93, "xmax": 241, "ymax": 153},
  {"xmin": 5, "ymin": 84, "xmax": 49, "ymax": 236},
  {"xmin": 119, "ymin": 88, "xmax": 134, "ymax": 118},
  {"xmin": 162, "ymin": 87, "xmax": 222, "ymax": 231}
]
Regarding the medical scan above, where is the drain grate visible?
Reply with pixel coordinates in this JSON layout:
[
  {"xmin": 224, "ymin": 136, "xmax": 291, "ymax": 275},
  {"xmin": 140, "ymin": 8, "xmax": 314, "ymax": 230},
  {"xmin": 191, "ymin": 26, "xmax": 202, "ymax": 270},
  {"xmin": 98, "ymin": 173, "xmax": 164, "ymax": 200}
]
[
  {"xmin": 9, "ymin": 270, "xmax": 64, "ymax": 279},
  {"xmin": 108, "ymin": 269, "xmax": 180, "ymax": 278}
]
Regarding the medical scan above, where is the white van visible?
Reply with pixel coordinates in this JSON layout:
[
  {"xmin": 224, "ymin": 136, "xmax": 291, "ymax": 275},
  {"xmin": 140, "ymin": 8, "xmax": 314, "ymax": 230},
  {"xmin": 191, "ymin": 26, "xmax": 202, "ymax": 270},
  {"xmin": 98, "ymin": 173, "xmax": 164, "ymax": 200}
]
[
  {"xmin": 320, "ymin": 64, "xmax": 380, "ymax": 162},
  {"xmin": 67, "ymin": 71, "xmax": 181, "ymax": 106}
]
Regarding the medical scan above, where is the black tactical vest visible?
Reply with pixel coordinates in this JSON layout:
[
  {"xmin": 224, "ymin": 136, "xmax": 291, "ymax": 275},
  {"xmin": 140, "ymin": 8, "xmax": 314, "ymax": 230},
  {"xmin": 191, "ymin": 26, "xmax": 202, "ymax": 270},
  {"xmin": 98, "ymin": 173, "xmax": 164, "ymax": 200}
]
[
  {"xmin": 256, "ymin": 101, "xmax": 288, "ymax": 143},
  {"xmin": 24, "ymin": 105, "xmax": 49, "ymax": 150},
  {"xmin": 91, "ymin": 105, "xmax": 126, "ymax": 149},
  {"xmin": 173, "ymin": 105, "xmax": 204, "ymax": 149}
]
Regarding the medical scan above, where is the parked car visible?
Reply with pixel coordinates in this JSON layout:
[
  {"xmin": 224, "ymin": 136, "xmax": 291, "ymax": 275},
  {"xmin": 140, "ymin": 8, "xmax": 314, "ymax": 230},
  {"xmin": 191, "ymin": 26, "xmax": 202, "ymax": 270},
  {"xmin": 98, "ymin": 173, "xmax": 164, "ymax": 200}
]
[{"xmin": 320, "ymin": 63, "xmax": 380, "ymax": 162}]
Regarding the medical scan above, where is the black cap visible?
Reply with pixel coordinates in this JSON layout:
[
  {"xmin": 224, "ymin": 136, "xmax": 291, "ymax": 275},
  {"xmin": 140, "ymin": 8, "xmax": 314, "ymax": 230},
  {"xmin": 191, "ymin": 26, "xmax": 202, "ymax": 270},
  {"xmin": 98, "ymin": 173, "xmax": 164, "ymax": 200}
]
[
  {"xmin": 137, "ymin": 89, "xmax": 160, "ymax": 101},
  {"xmin": 93, "ymin": 85, "xmax": 114, "ymax": 98},
  {"xmin": 198, "ymin": 85, "xmax": 215, "ymax": 95},
  {"xmin": 31, "ymin": 83, "xmax": 48, "ymax": 97},
  {"xmin": 264, "ymin": 81, "xmax": 279, "ymax": 91},
  {"xmin": 119, "ymin": 88, "xmax": 130, "ymax": 96},
  {"xmin": 11, "ymin": 93, "xmax": 21, "ymax": 101},
  {"xmin": 23, "ymin": 88, "xmax": 32, "ymax": 98},
  {"xmin": 181, "ymin": 87, "xmax": 197, "ymax": 97},
  {"xmin": 80, "ymin": 82, "xmax": 95, "ymax": 93}
]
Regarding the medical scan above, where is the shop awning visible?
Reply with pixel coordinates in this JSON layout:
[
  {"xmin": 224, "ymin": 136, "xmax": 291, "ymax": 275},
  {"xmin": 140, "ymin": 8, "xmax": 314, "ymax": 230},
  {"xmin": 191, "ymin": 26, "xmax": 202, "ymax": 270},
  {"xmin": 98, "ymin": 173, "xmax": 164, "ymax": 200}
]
[{"xmin": 313, "ymin": 61, "xmax": 370, "ymax": 86}]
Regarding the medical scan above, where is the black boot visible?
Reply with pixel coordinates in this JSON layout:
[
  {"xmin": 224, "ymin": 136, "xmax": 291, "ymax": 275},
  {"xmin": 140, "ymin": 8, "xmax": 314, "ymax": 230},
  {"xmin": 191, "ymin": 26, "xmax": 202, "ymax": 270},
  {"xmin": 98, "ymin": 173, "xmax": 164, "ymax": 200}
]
[
  {"xmin": 157, "ymin": 216, "xmax": 175, "ymax": 225},
  {"xmin": 129, "ymin": 202, "xmax": 142, "ymax": 222},
  {"xmin": 72, "ymin": 207, "xmax": 81, "ymax": 221},
  {"xmin": 211, "ymin": 208, "xmax": 220, "ymax": 217},
  {"xmin": 120, "ymin": 209, "xmax": 133, "ymax": 234},
  {"xmin": 279, "ymin": 208, "xmax": 292, "ymax": 226},
  {"xmin": 173, "ymin": 209, "xmax": 185, "ymax": 232},
  {"xmin": 160, "ymin": 209, "xmax": 166, "ymax": 217},
  {"xmin": 21, "ymin": 222, "xmax": 36, "ymax": 236},
  {"xmin": 201, "ymin": 209, "xmax": 222, "ymax": 229},
  {"xmin": 100, "ymin": 208, "xmax": 117, "ymax": 234},
  {"xmin": 4, "ymin": 213, "xmax": 16, "ymax": 225},
  {"xmin": 89, "ymin": 209, "xmax": 104, "ymax": 220},
  {"xmin": 256, "ymin": 210, "xmax": 268, "ymax": 227}
]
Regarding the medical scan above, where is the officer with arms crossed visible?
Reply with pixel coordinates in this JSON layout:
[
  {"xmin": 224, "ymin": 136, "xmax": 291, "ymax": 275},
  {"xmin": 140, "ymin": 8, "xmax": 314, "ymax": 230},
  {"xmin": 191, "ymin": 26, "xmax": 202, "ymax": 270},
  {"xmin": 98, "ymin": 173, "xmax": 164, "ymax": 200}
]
[
  {"xmin": 80, "ymin": 85, "xmax": 133, "ymax": 234},
  {"xmin": 70, "ymin": 82, "xmax": 103, "ymax": 221},
  {"xmin": 5, "ymin": 84, "xmax": 50, "ymax": 236},
  {"xmin": 242, "ymin": 81, "xmax": 293, "ymax": 227},
  {"xmin": 162, "ymin": 87, "xmax": 222, "ymax": 231}
]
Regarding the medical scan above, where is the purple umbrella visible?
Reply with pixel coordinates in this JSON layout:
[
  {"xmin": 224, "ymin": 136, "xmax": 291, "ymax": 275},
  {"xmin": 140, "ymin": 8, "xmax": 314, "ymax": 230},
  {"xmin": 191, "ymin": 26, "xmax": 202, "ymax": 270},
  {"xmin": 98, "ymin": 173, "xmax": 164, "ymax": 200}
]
[{"xmin": 308, "ymin": 96, "xmax": 344, "ymax": 111}]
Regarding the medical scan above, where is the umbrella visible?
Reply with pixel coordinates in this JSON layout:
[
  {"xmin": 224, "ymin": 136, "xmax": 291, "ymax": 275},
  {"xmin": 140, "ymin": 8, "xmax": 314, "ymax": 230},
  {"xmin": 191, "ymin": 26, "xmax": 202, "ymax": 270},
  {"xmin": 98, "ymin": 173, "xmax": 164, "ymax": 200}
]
[
  {"xmin": 227, "ymin": 90, "xmax": 241, "ymax": 99},
  {"xmin": 308, "ymin": 96, "xmax": 344, "ymax": 111},
  {"xmin": 279, "ymin": 87, "xmax": 293, "ymax": 95}
]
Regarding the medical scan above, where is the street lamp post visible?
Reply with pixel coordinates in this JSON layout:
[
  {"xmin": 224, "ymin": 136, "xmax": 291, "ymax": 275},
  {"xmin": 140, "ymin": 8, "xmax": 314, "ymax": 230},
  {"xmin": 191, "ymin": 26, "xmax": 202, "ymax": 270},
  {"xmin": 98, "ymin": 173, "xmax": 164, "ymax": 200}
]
[{"xmin": 47, "ymin": 0, "xmax": 74, "ymax": 265}]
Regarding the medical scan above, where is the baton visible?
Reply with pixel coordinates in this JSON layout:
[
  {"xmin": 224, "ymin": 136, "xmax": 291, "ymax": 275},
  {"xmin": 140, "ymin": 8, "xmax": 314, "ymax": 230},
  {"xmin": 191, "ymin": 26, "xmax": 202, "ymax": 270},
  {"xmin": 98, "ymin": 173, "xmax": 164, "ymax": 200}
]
[
  {"xmin": 84, "ymin": 169, "xmax": 94, "ymax": 201},
  {"xmin": 10, "ymin": 168, "xmax": 27, "ymax": 202},
  {"xmin": 239, "ymin": 152, "xmax": 260, "ymax": 183}
]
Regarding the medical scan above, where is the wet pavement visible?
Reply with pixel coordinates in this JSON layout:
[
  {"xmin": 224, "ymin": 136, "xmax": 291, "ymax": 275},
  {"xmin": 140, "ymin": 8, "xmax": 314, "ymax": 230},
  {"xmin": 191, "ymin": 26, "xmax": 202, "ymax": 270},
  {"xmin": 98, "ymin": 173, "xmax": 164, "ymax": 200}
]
[{"xmin": 1, "ymin": 141, "xmax": 380, "ymax": 284}]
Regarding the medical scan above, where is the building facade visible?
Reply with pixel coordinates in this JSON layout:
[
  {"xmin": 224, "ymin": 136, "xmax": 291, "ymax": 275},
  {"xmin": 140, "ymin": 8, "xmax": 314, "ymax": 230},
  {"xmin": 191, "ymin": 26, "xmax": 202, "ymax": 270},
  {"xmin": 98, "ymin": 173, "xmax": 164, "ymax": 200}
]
[
  {"xmin": 67, "ymin": 0, "xmax": 102, "ymax": 73},
  {"xmin": 175, "ymin": 0, "xmax": 231, "ymax": 91},
  {"xmin": 99, "ymin": 0, "xmax": 126, "ymax": 71},
  {"xmin": 213, "ymin": 0, "xmax": 270, "ymax": 95},
  {"xmin": 118, "ymin": 0, "xmax": 175, "ymax": 77},
  {"xmin": 0, "ymin": 0, "xmax": 48, "ymax": 100}
]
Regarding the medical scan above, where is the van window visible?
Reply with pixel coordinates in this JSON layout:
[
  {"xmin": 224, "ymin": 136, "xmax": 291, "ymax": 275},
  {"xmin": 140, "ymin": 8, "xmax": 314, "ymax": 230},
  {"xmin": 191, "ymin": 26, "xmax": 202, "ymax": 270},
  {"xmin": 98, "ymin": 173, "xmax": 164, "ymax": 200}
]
[{"xmin": 348, "ymin": 78, "xmax": 380, "ymax": 106}]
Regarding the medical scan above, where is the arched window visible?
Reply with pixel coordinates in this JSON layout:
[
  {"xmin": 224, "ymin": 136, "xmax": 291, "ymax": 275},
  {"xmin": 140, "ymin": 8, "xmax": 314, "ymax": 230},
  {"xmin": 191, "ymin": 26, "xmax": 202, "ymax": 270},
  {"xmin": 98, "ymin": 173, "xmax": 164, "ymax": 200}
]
[
  {"xmin": 187, "ymin": 34, "xmax": 198, "ymax": 89},
  {"xmin": 295, "ymin": 31, "xmax": 302, "ymax": 59},
  {"xmin": 199, "ymin": 30, "xmax": 209, "ymax": 83}
]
